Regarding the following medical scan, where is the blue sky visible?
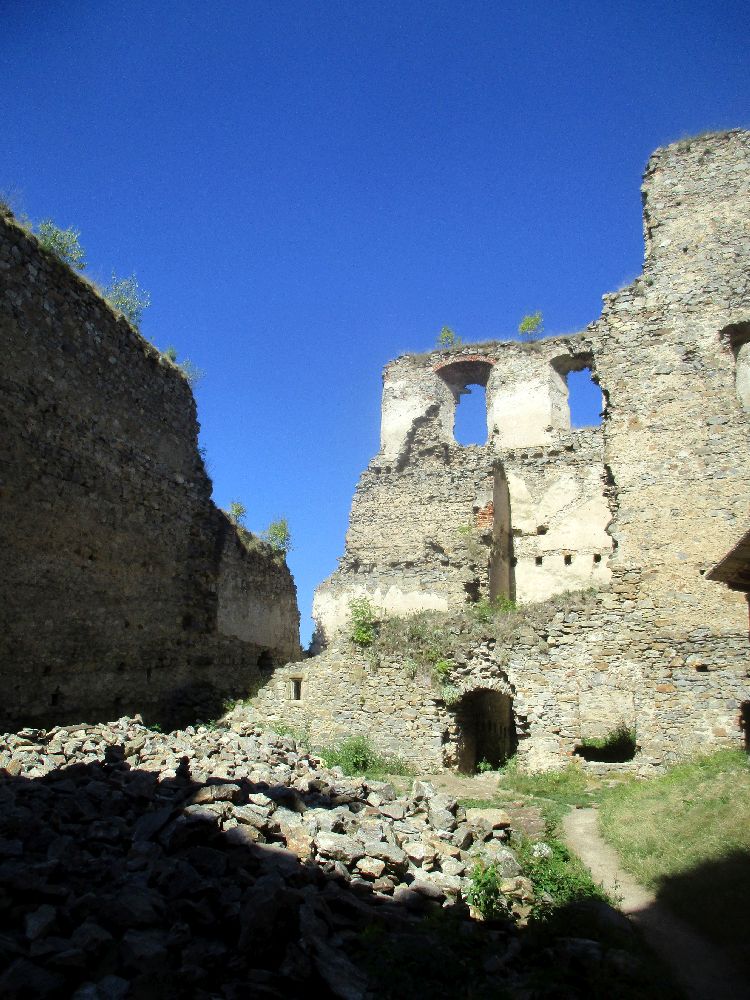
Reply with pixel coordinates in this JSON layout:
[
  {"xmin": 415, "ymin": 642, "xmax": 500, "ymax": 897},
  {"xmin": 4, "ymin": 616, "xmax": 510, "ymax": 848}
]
[{"xmin": 3, "ymin": 2, "xmax": 748, "ymax": 643}]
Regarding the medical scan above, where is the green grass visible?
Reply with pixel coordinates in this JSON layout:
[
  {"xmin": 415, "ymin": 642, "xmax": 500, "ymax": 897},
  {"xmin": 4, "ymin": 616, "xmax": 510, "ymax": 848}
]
[
  {"xmin": 318, "ymin": 734, "xmax": 412, "ymax": 779},
  {"xmin": 363, "ymin": 589, "xmax": 597, "ymax": 682},
  {"xmin": 578, "ymin": 722, "xmax": 637, "ymax": 762},
  {"xmin": 599, "ymin": 749, "xmax": 750, "ymax": 973}
]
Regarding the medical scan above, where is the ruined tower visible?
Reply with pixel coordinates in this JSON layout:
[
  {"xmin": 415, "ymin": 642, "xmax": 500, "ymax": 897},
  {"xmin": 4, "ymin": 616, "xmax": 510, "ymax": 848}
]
[{"xmin": 255, "ymin": 130, "xmax": 750, "ymax": 771}]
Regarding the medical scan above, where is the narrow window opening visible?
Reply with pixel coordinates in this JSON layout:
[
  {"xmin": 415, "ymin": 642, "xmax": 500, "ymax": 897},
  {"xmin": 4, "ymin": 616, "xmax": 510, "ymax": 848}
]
[
  {"xmin": 535, "ymin": 555, "xmax": 543, "ymax": 566},
  {"xmin": 593, "ymin": 553, "xmax": 602, "ymax": 564},
  {"xmin": 564, "ymin": 554, "xmax": 572, "ymax": 566},
  {"xmin": 454, "ymin": 383, "xmax": 488, "ymax": 446},
  {"xmin": 291, "ymin": 678, "xmax": 303, "ymax": 701},
  {"xmin": 566, "ymin": 368, "xmax": 603, "ymax": 427}
]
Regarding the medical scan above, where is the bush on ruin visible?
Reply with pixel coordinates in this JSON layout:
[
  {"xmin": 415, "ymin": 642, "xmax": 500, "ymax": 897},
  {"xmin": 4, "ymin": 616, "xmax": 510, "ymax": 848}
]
[
  {"xmin": 262, "ymin": 517, "xmax": 292, "ymax": 556},
  {"xmin": 103, "ymin": 272, "xmax": 151, "ymax": 330},
  {"xmin": 37, "ymin": 219, "xmax": 87, "ymax": 270}
]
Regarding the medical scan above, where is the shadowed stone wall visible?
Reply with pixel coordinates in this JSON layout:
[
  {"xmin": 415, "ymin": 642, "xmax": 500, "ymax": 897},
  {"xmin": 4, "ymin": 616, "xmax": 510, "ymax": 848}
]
[{"xmin": 0, "ymin": 212, "xmax": 300, "ymax": 728}]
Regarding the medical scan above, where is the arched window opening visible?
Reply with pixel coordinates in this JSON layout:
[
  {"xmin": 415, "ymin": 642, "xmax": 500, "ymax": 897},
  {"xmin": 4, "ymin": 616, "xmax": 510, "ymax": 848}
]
[
  {"xmin": 454, "ymin": 383, "xmax": 488, "ymax": 445},
  {"xmin": 723, "ymin": 322, "xmax": 750, "ymax": 412},
  {"xmin": 435, "ymin": 358, "xmax": 494, "ymax": 447},
  {"xmin": 566, "ymin": 368, "xmax": 603, "ymax": 427}
]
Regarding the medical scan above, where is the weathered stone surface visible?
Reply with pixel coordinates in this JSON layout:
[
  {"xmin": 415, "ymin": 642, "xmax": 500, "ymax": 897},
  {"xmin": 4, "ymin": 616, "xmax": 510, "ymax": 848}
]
[
  {"xmin": 0, "ymin": 213, "xmax": 301, "ymax": 730},
  {"xmin": 465, "ymin": 808, "xmax": 512, "ymax": 830},
  {"xmin": 253, "ymin": 131, "xmax": 750, "ymax": 772},
  {"xmin": 315, "ymin": 832, "xmax": 364, "ymax": 865}
]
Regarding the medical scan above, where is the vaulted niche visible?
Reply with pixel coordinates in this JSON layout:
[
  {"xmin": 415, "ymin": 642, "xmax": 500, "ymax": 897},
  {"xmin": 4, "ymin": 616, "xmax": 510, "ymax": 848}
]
[
  {"xmin": 551, "ymin": 354, "xmax": 602, "ymax": 428},
  {"xmin": 723, "ymin": 321, "xmax": 750, "ymax": 412},
  {"xmin": 436, "ymin": 359, "xmax": 494, "ymax": 446},
  {"xmin": 453, "ymin": 689, "xmax": 517, "ymax": 772}
]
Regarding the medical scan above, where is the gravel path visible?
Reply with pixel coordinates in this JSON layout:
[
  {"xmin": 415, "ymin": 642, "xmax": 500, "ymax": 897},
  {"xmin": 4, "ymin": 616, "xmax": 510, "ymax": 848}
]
[{"xmin": 563, "ymin": 807, "xmax": 748, "ymax": 1000}]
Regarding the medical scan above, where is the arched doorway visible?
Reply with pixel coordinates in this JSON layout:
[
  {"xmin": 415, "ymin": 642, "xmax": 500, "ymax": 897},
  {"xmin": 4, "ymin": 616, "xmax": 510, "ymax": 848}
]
[{"xmin": 453, "ymin": 688, "xmax": 517, "ymax": 772}]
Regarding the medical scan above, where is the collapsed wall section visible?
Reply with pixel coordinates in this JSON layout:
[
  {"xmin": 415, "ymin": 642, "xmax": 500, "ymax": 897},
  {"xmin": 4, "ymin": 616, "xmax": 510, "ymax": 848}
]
[{"xmin": 0, "ymin": 213, "xmax": 300, "ymax": 729}]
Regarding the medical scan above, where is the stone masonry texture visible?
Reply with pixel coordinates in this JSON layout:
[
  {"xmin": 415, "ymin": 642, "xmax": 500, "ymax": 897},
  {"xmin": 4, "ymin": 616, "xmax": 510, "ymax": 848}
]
[
  {"xmin": 254, "ymin": 130, "xmax": 750, "ymax": 770},
  {"xmin": 0, "ymin": 211, "xmax": 300, "ymax": 730}
]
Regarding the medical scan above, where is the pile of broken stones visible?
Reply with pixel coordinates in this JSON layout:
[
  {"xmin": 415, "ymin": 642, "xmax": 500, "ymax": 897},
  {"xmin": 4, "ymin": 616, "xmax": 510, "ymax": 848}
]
[{"xmin": 0, "ymin": 717, "xmax": 642, "ymax": 999}]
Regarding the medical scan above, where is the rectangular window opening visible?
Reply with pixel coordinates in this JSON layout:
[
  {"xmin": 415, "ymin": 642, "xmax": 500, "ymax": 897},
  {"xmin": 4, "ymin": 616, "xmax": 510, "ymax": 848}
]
[
  {"xmin": 535, "ymin": 555, "xmax": 543, "ymax": 566},
  {"xmin": 564, "ymin": 554, "xmax": 572, "ymax": 565},
  {"xmin": 291, "ymin": 678, "xmax": 303, "ymax": 701}
]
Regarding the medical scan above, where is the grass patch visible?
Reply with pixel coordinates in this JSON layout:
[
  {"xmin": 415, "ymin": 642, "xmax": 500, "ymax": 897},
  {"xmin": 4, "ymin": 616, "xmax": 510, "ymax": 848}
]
[
  {"xmin": 360, "ymin": 589, "xmax": 597, "ymax": 685},
  {"xmin": 599, "ymin": 749, "xmax": 750, "ymax": 974},
  {"xmin": 318, "ymin": 734, "xmax": 412, "ymax": 779},
  {"xmin": 576, "ymin": 722, "xmax": 637, "ymax": 762}
]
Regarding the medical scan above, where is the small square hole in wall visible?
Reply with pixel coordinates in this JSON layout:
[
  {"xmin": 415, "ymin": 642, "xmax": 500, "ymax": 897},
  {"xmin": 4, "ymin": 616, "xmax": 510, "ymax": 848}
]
[
  {"xmin": 564, "ymin": 554, "xmax": 572, "ymax": 566},
  {"xmin": 535, "ymin": 556, "xmax": 543, "ymax": 566},
  {"xmin": 593, "ymin": 553, "xmax": 602, "ymax": 564},
  {"xmin": 291, "ymin": 678, "xmax": 303, "ymax": 701}
]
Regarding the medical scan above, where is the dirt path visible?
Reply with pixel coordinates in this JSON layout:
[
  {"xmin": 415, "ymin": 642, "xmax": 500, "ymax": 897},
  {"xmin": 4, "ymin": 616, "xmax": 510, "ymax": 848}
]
[{"xmin": 563, "ymin": 807, "xmax": 748, "ymax": 1000}]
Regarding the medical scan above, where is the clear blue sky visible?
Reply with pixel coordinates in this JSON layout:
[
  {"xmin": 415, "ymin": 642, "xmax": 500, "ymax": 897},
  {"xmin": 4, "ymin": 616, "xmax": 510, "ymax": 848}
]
[{"xmin": 3, "ymin": 2, "xmax": 748, "ymax": 644}]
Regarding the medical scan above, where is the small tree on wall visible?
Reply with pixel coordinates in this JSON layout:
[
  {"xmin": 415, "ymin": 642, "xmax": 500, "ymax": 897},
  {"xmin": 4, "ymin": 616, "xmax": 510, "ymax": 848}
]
[
  {"xmin": 517, "ymin": 311, "xmax": 544, "ymax": 341},
  {"xmin": 263, "ymin": 518, "xmax": 292, "ymax": 555},
  {"xmin": 437, "ymin": 326, "xmax": 462, "ymax": 349},
  {"xmin": 228, "ymin": 501, "xmax": 247, "ymax": 527}
]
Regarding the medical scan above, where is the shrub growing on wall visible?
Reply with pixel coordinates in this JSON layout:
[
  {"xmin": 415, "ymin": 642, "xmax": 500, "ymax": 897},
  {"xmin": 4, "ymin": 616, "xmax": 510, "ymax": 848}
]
[
  {"xmin": 348, "ymin": 597, "xmax": 378, "ymax": 647},
  {"xmin": 36, "ymin": 220, "xmax": 86, "ymax": 270},
  {"xmin": 103, "ymin": 273, "xmax": 151, "ymax": 330},
  {"xmin": 263, "ymin": 518, "xmax": 292, "ymax": 556}
]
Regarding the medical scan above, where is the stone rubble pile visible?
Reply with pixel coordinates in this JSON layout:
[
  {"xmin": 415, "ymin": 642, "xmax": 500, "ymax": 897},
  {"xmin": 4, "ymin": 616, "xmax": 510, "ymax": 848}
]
[{"xmin": 0, "ymin": 717, "xmax": 641, "ymax": 999}]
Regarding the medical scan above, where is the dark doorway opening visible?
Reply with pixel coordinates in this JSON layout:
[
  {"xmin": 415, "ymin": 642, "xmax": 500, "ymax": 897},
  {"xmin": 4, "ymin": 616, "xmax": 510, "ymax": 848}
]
[
  {"xmin": 740, "ymin": 701, "xmax": 750, "ymax": 753},
  {"xmin": 257, "ymin": 650, "xmax": 274, "ymax": 671},
  {"xmin": 454, "ymin": 689, "xmax": 516, "ymax": 772}
]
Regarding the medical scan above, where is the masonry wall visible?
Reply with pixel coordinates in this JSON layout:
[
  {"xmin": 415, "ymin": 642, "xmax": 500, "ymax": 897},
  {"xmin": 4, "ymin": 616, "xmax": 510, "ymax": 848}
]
[
  {"xmin": 0, "ymin": 212, "xmax": 300, "ymax": 729},
  {"xmin": 259, "ymin": 130, "xmax": 750, "ymax": 768},
  {"xmin": 314, "ymin": 337, "xmax": 614, "ymax": 644},
  {"xmin": 255, "ymin": 589, "xmax": 749, "ymax": 771}
]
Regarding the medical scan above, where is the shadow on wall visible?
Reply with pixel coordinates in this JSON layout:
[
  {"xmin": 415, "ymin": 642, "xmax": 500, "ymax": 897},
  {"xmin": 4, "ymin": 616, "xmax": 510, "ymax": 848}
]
[{"xmin": 0, "ymin": 751, "xmax": 681, "ymax": 999}]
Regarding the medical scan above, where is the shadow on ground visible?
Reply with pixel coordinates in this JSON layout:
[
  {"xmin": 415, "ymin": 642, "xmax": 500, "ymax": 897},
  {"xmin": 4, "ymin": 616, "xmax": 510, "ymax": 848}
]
[
  {"xmin": 0, "ymin": 749, "xmax": 681, "ymax": 999},
  {"xmin": 654, "ymin": 850, "xmax": 750, "ymax": 981}
]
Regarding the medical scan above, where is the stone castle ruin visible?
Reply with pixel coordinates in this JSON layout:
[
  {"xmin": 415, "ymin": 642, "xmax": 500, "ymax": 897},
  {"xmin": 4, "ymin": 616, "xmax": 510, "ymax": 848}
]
[
  {"xmin": 0, "ymin": 210, "xmax": 301, "ymax": 730},
  {"xmin": 1, "ymin": 129, "xmax": 748, "ymax": 772},
  {"xmin": 254, "ymin": 129, "xmax": 750, "ymax": 771}
]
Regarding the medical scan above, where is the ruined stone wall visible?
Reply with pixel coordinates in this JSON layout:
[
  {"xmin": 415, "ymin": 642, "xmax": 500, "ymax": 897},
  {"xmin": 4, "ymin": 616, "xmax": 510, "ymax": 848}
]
[
  {"xmin": 0, "ymin": 212, "xmax": 300, "ymax": 729},
  {"xmin": 254, "ymin": 590, "xmax": 749, "ymax": 771},
  {"xmin": 260, "ymin": 130, "xmax": 750, "ymax": 768},
  {"xmin": 314, "ymin": 337, "xmax": 613, "ymax": 643},
  {"xmin": 589, "ymin": 131, "xmax": 750, "ymax": 631}
]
